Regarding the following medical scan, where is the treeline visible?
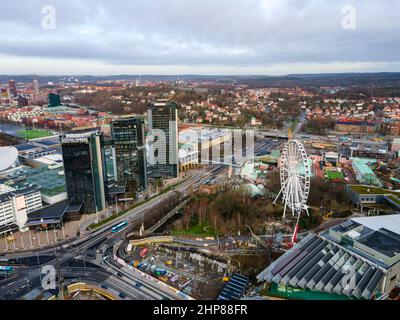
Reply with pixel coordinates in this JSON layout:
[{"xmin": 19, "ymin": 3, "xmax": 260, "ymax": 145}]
[
  {"xmin": 0, "ymin": 133, "xmax": 22, "ymax": 146},
  {"xmin": 301, "ymin": 118, "xmax": 336, "ymax": 135},
  {"xmin": 181, "ymin": 186, "xmax": 284, "ymax": 236},
  {"xmin": 179, "ymin": 175, "xmax": 352, "ymax": 236},
  {"xmin": 328, "ymin": 86, "xmax": 400, "ymax": 99}
]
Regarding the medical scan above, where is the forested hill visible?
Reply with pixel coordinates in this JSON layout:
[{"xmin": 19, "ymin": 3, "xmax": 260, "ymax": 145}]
[{"xmin": 2, "ymin": 72, "xmax": 400, "ymax": 88}]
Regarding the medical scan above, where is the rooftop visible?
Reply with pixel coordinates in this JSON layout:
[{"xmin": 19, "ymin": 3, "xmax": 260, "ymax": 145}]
[
  {"xmin": 331, "ymin": 220, "xmax": 361, "ymax": 233},
  {"xmin": 0, "ymin": 146, "xmax": 18, "ymax": 171},
  {"xmin": 352, "ymin": 214, "xmax": 400, "ymax": 235},
  {"xmin": 218, "ymin": 273, "xmax": 249, "ymax": 300},
  {"xmin": 357, "ymin": 228, "xmax": 400, "ymax": 258},
  {"xmin": 257, "ymin": 233, "xmax": 386, "ymax": 300},
  {"xmin": 14, "ymin": 143, "xmax": 40, "ymax": 152},
  {"xmin": 1, "ymin": 165, "xmax": 66, "ymax": 197},
  {"xmin": 32, "ymin": 139, "xmax": 60, "ymax": 147},
  {"xmin": 26, "ymin": 199, "xmax": 71, "ymax": 226},
  {"xmin": 348, "ymin": 185, "xmax": 397, "ymax": 195}
]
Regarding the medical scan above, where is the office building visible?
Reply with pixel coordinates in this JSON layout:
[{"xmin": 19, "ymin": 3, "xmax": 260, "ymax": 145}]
[
  {"xmin": 48, "ymin": 93, "xmax": 61, "ymax": 108},
  {"xmin": 148, "ymin": 100, "xmax": 179, "ymax": 178},
  {"xmin": 18, "ymin": 95, "xmax": 29, "ymax": 107},
  {"xmin": 111, "ymin": 116, "xmax": 147, "ymax": 197},
  {"xmin": 8, "ymin": 80, "xmax": 17, "ymax": 96},
  {"xmin": 60, "ymin": 130, "xmax": 107, "ymax": 214},
  {"xmin": 179, "ymin": 127, "xmax": 232, "ymax": 165},
  {"xmin": 33, "ymin": 78, "xmax": 40, "ymax": 101},
  {"xmin": 392, "ymin": 138, "xmax": 400, "ymax": 153},
  {"xmin": 0, "ymin": 185, "xmax": 42, "ymax": 234}
]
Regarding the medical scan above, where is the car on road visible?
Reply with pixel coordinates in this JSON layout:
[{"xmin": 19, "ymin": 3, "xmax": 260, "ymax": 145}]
[{"xmin": 119, "ymin": 292, "xmax": 127, "ymax": 299}]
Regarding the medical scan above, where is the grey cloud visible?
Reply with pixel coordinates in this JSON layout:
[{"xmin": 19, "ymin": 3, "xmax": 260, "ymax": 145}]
[{"xmin": 0, "ymin": 0, "xmax": 400, "ymax": 72}]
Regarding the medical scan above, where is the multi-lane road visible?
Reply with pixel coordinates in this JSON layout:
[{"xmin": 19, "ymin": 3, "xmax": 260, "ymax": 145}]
[
  {"xmin": 0, "ymin": 165, "xmax": 226, "ymax": 300},
  {"xmin": 0, "ymin": 136, "xmax": 280, "ymax": 300}
]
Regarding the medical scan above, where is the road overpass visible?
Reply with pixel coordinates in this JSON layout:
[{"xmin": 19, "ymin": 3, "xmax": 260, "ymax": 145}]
[{"xmin": 0, "ymin": 166, "xmax": 224, "ymax": 300}]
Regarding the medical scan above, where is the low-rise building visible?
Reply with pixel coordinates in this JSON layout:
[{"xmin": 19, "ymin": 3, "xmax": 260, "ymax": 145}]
[
  {"xmin": 179, "ymin": 145, "xmax": 199, "ymax": 172},
  {"xmin": 346, "ymin": 185, "xmax": 400, "ymax": 214}
]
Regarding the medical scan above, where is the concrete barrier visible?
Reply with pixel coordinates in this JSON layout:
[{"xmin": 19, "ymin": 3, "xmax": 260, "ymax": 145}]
[
  {"xmin": 67, "ymin": 282, "xmax": 118, "ymax": 300},
  {"xmin": 129, "ymin": 236, "xmax": 173, "ymax": 246}
]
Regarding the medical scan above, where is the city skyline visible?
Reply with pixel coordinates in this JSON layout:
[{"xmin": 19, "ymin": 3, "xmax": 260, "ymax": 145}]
[
  {"xmin": 1, "ymin": 0, "xmax": 400, "ymax": 75},
  {"xmin": 1, "ymin": 0, "xmax": 400, "ymax": 304}
]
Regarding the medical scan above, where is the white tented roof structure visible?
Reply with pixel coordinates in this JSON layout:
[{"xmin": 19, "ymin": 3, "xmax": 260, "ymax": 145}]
[{"xmin": 0, "ymin": 146, "xmax": 18, "ymax": 171}]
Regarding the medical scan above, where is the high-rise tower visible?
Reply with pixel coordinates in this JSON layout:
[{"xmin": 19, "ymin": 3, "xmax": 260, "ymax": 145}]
[
  {"xmin": 8, "ymin": 80, "xmax": 17, "ymax": 96},
  {"xmin": 148, "ymin": 100, "xmax": 179, "ymax": 178},
  {"xmin": 111, "ymin": 116, "xmax": 147, "ymax": 197},
  {"xmin": 60, "ymin": 129, "xmax": 107, "ymax": 214}
]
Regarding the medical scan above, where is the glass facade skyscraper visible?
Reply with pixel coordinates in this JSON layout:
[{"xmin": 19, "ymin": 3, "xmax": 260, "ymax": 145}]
[
  {"xmin": 148, "ymin": 100, "xmax": 179, "ymax": 178},
  {"xmin": 60, "ymin": 130, "xmax": 107, "ymax": 214},
  {"xmin": 111, "ymin": 117, "xmax": 147, "ymax": 197},
  {"xmin": 48, "ymin": 93, "xmax": 61, "ymax": 108}
]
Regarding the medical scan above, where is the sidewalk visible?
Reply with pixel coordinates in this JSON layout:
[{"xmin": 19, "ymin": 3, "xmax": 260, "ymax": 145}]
[
  {"xmin": 0, "ymin": 214, "xmax": 96, "ymax": 253},
  {"xmin": 0, "ymin": 173, "xmax": 194, "ymax": 253}
]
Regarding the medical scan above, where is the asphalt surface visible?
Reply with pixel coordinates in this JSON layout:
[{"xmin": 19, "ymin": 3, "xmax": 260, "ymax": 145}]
[
  {"xmin": 0, "ymin": 139, "xmax": 279, "ymax": 300},
  {"xmin": 0, "ymin": 166, "xmax": 225, "ymax": 300}
]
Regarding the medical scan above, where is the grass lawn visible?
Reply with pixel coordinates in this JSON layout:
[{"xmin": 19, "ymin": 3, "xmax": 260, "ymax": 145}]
[
  {"xmin": 387, "ymin": 195, "xmax": 400, "ymax": 206},
  {"xmin": 172, "ymin": 223, "xmax": 222, "ymax": 238},
  {"xmin": 17, "ymin": 129, "xmax": 54, "ymax": 140},
  {"xmin": 349, "ymin": 185, "xmax": 400, "ymax": 205},
  {"xmin": 349, "ymin": 185, "xmax": 391, "ymax": 194},
  {"xmin": 41, "ymin": 185, "xmax": 66, "ymax": 196},
  {"xmin": 326, "ymin": 171, "xmax": 344, "ymax": 181}
]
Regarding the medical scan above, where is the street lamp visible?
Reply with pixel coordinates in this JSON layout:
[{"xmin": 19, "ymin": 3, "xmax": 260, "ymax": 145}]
[
  {"xmin": 25, "ymin": 278, "xmax": 30, "ymax": 291},
  {"xmin": 45, "ymin": 227, "xmax": 50, "ymax": 245},
  {"xmin": 28, "ymin": 229, "xmax": 33, "ymax": 248},
  {"xmin": 61, "ymin": 222, "xmax": 66, "ymax": 241},
  {"xmin": 10, "ymin": 232, "xmax": 16, "ymax": 251},
  {"xmin": 20, "ymin": 232, "xmax": 25, "ymax": 249},
  {"xmin": 4, "ymin": 234, "xmax": 9, "ymax": 251}
]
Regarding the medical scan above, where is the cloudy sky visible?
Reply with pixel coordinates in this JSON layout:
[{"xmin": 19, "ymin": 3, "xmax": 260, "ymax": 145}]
[{"xmin": 0, "ymin": 0, "xmax": 400, "ymax": 75}]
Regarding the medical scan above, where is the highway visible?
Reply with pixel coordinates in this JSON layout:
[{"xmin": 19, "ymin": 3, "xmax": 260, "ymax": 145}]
[
  {"xmin": 0, "ymin": 137, "xmax": 278, "ymax": 300},
  {"xmin": 0, "ymin": 165, "xmax": 226, "ymax": 300}
]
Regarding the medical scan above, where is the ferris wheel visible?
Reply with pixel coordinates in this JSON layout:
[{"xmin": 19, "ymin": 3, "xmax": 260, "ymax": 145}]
[{"xmin": 274, "ymin": 139, "xmax": 311, "ymax": 219}]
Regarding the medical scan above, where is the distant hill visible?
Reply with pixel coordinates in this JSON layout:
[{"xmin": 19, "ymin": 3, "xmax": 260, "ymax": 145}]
[{"xmin": 2, "ymin": 72, "xmax": 400, "ymax": 88}]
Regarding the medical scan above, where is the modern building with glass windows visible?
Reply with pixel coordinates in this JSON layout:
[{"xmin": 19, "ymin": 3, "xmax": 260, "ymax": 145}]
[
  {"xmin": 8, "ymin": 80, "xmax": 17, "ymax": 96},
  {"xmin": 111, "ymin": 116, "xmax": 147, "ymax": 198},
  {"xmin": 60, "ymin": 129, "xmax": 107, "ymax": 214},
  {"xmin": 147, "ymin": 100, "xmax": 179, "ymax": 179},
  {"xmin": 48, "ymin": 93, "xmax": 61, "ymax": 108}
]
